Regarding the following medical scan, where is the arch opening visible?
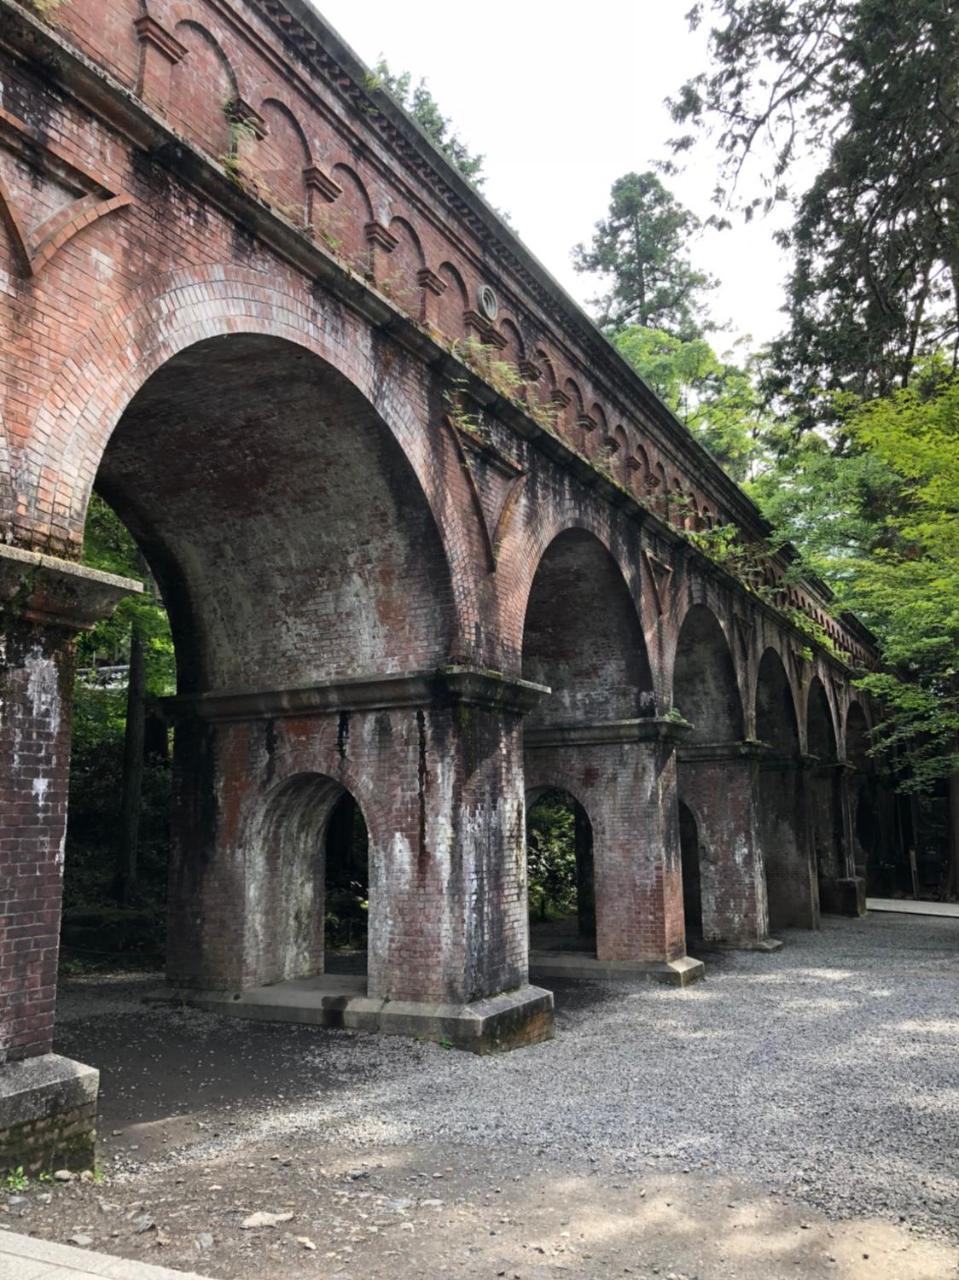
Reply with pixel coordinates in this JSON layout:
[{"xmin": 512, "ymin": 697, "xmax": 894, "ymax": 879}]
[
  {"xmin": 94, "ymin": 333, "xmax": 455, "ymax": 692},
  {"xmin": 526, "ymin": 787, "xmax": 596, "ymax": 955},
  {"xmin": 522, "ymin": 528, "xmax": 654, "ymax": 726},
  {"xmin": 755, "ymin": 649, "xmax": 814, "ymax": 930},
  {"xmin": 323, "ymin": 790, "xmax": 371, "ymax": 965},
  {"xmin": 672, "ymin": 605, "xmax": 743, "ymax": 741},
  {"xmin": 62, "ymin": 332, "xmax": 454, "ymax": 991},
  {"xmin": 246, "ymin": 774, "xmax": 371, "ymax": 987},
  {"xmin": 678, "ymin": 800, "xmax": 702, "ymax": 938},
  {"xmin": 846, "ymin": 702, "xmax": 880, "ymax": 891},
  {"xmin": 807, "ymin": 677, "xmax": 846, "ymax": 903}
]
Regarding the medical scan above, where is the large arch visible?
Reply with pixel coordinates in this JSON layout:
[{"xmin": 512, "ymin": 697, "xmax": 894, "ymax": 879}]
[
  {"xmin": 18, "ymin": 265, "xmax": 475, "ymax": 635},
  {"xmin": 96, "ymin": 332, "xmax": 457, "ymax": 692},
  {"xmin": 673, "ymin": 605, "xmax": 771, "ymax": 947},
  {"xmin": 807, "ymin": 676, "xmax": 847, "ymax": 908},
  {"xmin": 522, "ymin": 527, "xmax": 653, "ymax": 726},
  {"xmin": 756, "ymin": 648, "xmax": 817, "ymax": 929},
  {"xmin": 671, "ymin": 604, "xmax": 743, "ymax": 741},
  {"xmin": 521, "ymin": 530, "xmax": 692, "ymax": 975},
  {"xmin": 77, "ymin": 329, "xmax": 461, "ymax": 1001},
  {"xmin": 845, "ymin": 701, "xmax": 883, "ymax": 891}
]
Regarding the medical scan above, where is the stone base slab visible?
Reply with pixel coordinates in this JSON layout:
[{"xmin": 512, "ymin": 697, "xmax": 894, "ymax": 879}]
[
  {"xmin": 164, "ymin": 976, "xmax": 554, "ymax": 1053},
  {"xmin": 0, "ymin": 1054, "xmax": 98, "ymax": 1175},
  {"xmin": 531, "ymin": 951, "xmax": 705, "ymax": 986},
  {"xmin": 820, "ymin": 876, "xmax": 867, "ymax": 917}
]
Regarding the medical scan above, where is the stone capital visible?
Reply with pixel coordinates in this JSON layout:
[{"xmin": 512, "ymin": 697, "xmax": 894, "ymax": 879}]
[
  {"xmin": 159, "ymin": 665, "xmax": 549, "ymax": 723},
  {"xmin": 678, "ymin": 739, "xmax": 771, "ymax": 765},
  {"xmin": 0, "ymin": 544, "xmax": 142, "ymax": 632},
  {"xmin": 525, "ymin": 716, "xmax": 691, "ymax": 750}
]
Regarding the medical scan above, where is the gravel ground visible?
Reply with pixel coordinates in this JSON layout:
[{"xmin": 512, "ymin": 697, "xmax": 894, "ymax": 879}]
[{"xmin": 19, "ymin": 911, "xmax": 959, "ymax": 1277}]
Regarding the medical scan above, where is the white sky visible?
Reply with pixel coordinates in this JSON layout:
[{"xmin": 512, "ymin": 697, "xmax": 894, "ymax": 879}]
[{"xmin": 315, "ymin": 0, "xmax": 793, "ymax": 355}]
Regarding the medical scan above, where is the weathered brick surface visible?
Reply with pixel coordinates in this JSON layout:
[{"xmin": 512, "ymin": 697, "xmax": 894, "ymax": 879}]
[
  {"xmin": 0, "ymin": 618, "xmax": 74, "ymax": 1063},
  {"xmin": 0, "ymin": 0, "xmax": 881, "ymax": 1112}
]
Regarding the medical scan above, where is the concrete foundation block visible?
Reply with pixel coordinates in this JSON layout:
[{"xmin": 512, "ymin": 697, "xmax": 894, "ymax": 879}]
[
  {"xmin": 0, "ymin": 1054, "xmax": 98, "ymax": 1175},
  {"xmin": 820, "ymin": 876, "xmax": 867, "ymax": 917},
  {"xmin": 531, "ymin": 952, "xmax": 706, "ymax": 986},
  {"xmin": 168, "ymin": 977, "xmax": 554, "ymax": 1053}
]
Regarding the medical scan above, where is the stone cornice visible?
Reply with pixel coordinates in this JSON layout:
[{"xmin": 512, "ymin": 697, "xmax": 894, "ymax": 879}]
[
  {"xmin": 0, "ymin": 544, "xmax": 141, "ymax": 631},
  {"xmin": 258, "ymin": 1, "xmax": 793, "ymax": 540},
  {"xmin": 678, "ymin": 739, "xmax": 771, "ymax": 764},
  {"xmin": 525, "ymin": 717, "xmax": 691, "ymax": 749},
  {"xmin": 158, "ymin": 667, "xmax": 549, "ymax": 723},
  {"xmin": 0, "ymin": 1, "xmax": 872, "ymax": 673}
]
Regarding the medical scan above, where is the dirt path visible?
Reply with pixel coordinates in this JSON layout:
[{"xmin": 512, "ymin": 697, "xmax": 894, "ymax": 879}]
[{"xmin": 7, "ymin": 1136, "xmax": 956, "ymax": 1279}]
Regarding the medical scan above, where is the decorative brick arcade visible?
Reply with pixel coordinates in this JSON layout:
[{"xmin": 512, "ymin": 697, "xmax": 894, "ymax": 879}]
[{"xmin": 0, "ymin": 0, "xmax": 890, "ymax": 1172}]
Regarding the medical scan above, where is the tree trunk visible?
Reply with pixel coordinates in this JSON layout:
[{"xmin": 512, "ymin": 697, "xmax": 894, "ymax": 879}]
[{"xmin": 117, "ymin": 623, "xmax": 146, "ymax": 904}]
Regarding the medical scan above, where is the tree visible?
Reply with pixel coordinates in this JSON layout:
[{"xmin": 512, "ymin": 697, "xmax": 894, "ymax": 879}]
[
  {"xmin": 69, "ymin": 494, "xmax": 174, "ymax": 931},
  {"xmin": 671, "ymin": 0, "xmax": 959, "ymax": 424},
  {"xmin": 613, "ymin": 326, "xmax": 767, "ymax": 480},
  {"xmin": 373, "ymin": 60, "xmax": 486, "ymax": 188},
  {"xmin": 749, "ymin": 361, "xmax": 959, "ymax": 796},
  {"xmin": 573, "ymin": 172, "xmax": 715, "ymax": 337}
]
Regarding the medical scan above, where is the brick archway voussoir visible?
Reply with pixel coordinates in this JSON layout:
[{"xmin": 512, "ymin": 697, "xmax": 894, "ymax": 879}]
[{"xmin": 16, "ymin": 265, "xmax": 475, "ymax": 656}]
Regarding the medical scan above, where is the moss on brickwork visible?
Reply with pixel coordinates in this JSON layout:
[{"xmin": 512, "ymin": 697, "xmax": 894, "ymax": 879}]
[{"xmin": 0, "ymin": 1103, "xmax": 96, "ymax": 1177}]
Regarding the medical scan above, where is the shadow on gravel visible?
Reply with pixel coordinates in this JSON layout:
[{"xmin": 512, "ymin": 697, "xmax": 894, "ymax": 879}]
[{"xmin": 51, "ymin": 972, "xmax": 399, "ymax": 1160}]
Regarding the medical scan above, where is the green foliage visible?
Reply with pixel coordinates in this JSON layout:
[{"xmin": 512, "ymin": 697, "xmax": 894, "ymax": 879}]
[
  {"xmin": 613, "ymin": 326, "xmax": 767, "ymax": 480},
  {"xmin": 748, "ymin": 360, "xmax": 959, "ymax": 789},
  {"xmin": 672, "ymin": 0, "xmax": 959, "ymax": 424},
  {"xmin": 573, "ymin": 171, "xmax": 716, "ymax": 338},
  {"xmin": 840, "ymin": 369, "xmax": 959, "ymax": 789},
  {"xmin": 4, "ymin": 1167, "xmax": 28, "ymax": 1192},
  {"xmin": 324, "ymin": 798, "xmax": 369, "ymax": 951},
  {"xmin": 526, "ymin": 791, "xmax": 577, "ymax": 921},
  {"xmin": 373, "ymin": 60, "xmax": 486, "ymax": 188},
  {"xmin": 63, "ymin": 677, "xmax": 170, "ymax": 965},
  {"xmin": 78, "ymin": 494, "xmax": 174, "ymax": 696},
  {"xmin": 61, "ymin": 496, "xmax": 174, "ymax": 966},
  {"xmin": 25, "ymin": 0, "xmax": 63, "ymax": 19}
]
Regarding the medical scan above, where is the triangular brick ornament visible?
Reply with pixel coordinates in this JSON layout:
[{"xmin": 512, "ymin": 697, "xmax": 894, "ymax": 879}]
[
  {"xmin": 443, "ymin": 414, "xmax": 526, "ymax": 571},
  {"xmin": 733, "ymin": 613, "xmax": 751, "ymax": 663},
  {"xmin": 788, "ymin": 644, "xmax": 806, "ymax": 684},
  {"xmin": 642, "ymin": 549, "xmax": 672, "ymax": 615},
  {"xmin": 0, "ymin": 106, "xmax": 132, "ymax": 277}
]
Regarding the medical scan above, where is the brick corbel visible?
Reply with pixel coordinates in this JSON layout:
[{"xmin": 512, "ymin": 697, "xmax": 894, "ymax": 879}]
[
  {"xmin": 303, "ymin": 166, "xmax": 341, "ymax": 203},
  {"xmin": 416, "ymin": 266, "xmax": 446, "ymax": 324},
  {"xmin": 225, "ymin": 98, "xmax": 267, "ymax": 141},
  {"xmin": 416, "ymin": 266, "xmax": 446, "ymax": 296},
  {"xmin": 365, "ymin": 220, "xmax": 397, "ymax": 282},
  {"xmin": 463, "ymin": 308, "xmax": 496, "ymax": 342},
  {"xmin": 518, "ymin": 359, "xmax": 541, "ymax": 383},
  {"xmin": 303, "ymin": 165, "xmax": 341, "ymax": 238},
  {"xmin": 134, "ymin": 15, "xmax": 187, "ymax": 116}
]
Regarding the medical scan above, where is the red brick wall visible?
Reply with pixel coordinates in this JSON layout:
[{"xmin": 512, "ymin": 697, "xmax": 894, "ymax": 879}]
[{"xmin": 0, "ymin": 620, "xmax": 74, "ymax": 1063}]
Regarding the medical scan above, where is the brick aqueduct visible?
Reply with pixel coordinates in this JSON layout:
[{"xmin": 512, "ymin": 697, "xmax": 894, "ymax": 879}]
[{"xmin": 0, "ymin": 0, "xmax": 892, "ymax": 1168}]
